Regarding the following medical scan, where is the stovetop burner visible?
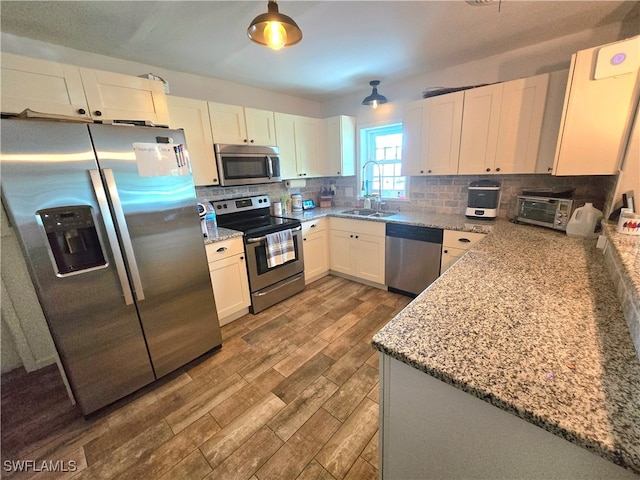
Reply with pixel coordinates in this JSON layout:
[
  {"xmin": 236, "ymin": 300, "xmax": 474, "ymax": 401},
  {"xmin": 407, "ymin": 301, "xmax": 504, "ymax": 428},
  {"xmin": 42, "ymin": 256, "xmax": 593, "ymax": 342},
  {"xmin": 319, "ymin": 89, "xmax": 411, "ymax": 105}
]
[{"xmin": 211, "ymin": 195, "xmax": 301, "ymax": 238}]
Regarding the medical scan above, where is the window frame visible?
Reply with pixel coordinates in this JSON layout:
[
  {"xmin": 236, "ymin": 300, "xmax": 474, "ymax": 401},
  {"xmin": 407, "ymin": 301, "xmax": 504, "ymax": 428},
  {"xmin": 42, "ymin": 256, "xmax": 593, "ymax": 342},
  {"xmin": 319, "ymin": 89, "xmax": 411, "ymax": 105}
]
[{"xmin": 358, "ymin": 122, "xmax": 407, "ymax": 201}]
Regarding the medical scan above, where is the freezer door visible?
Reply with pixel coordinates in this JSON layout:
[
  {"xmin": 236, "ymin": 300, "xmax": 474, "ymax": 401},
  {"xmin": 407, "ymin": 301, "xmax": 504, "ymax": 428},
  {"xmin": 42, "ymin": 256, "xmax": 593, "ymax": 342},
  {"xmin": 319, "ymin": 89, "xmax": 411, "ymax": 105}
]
[
  {"xmin": 88, "ymin": 124, "xmax": 222, "ymax": 377},
  {"xmin": 0, "ymin": 119, "xmax": 155, "ymax": 415}
]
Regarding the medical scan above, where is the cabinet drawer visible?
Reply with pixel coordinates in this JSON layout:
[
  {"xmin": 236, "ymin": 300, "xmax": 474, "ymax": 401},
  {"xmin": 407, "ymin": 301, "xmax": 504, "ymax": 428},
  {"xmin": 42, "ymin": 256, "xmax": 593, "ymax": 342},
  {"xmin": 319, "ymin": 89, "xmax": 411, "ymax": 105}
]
[
  {"xmin": 205, "ymin": 237, "xmax": 244, "ymax": 261},
  {"xmin": 330, "ymin": 217, "xmax": 385, "ymax": 236},
  {"xmin": 302, "ymin": 217, "xmax": 326, "ymax": 235},
  {"xmin": 442, "ymin": 230, "xmax": 486, "ymax": 250}
]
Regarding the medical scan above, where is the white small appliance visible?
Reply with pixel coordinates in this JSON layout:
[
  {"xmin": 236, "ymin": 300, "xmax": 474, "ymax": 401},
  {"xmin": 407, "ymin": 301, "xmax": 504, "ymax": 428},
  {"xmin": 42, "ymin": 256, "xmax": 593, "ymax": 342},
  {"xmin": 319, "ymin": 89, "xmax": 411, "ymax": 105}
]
[{"xmin": 466, "ymin": 180, "xmax": 501, "ymax": 218}]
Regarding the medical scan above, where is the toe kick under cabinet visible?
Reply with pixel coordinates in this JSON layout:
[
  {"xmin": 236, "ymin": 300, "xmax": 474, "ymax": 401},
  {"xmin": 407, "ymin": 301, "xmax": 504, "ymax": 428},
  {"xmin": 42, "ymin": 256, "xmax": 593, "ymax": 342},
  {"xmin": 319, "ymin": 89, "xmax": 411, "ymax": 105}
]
[{"xmin": 205, "ymin": 237, "xmax": 251, "ymax": 326}]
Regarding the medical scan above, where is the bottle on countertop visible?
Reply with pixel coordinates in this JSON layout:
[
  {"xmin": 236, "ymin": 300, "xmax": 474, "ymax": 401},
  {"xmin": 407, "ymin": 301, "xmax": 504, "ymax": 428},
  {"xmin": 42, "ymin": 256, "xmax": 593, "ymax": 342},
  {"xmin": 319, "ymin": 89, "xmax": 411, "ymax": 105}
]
[{"xmin": 566, "ymin": 203, "xmax": 602, "ymax": 238}]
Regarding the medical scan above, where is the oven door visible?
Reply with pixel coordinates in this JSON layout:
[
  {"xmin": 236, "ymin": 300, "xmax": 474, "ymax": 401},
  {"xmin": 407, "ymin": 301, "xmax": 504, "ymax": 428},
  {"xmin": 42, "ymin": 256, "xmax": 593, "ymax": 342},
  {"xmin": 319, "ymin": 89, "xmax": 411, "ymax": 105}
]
[
  {"xmin": 517, "ymin": 197, "xmax": 562, "ymax": 229},
  {"xmin": 245, "ymin": 227, "xmax": 304, "ymax": 292}
]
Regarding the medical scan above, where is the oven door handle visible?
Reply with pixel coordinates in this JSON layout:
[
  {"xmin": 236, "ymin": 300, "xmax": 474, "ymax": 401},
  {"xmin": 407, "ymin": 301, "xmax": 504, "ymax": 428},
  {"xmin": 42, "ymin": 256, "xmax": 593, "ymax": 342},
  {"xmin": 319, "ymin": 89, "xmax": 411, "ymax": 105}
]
[{"xmin": 246, "ymin": 225, "xmax": 301, "ymax": 244}]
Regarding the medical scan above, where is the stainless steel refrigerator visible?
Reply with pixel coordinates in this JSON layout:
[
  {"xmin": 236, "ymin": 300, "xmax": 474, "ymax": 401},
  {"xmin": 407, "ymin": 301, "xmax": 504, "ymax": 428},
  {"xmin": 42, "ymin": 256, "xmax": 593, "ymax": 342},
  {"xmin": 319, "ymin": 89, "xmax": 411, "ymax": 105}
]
[{"xmin": 1, "ymin": 119, "xmax": 222, "ymax": 415}]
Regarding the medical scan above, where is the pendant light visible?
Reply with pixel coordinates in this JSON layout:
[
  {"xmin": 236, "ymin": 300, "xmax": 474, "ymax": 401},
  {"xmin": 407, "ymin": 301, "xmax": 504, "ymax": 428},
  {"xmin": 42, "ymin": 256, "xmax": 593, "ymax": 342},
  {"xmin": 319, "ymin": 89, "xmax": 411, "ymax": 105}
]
[
  {"xmin": 247, "ymin": 1, "xmax": 303, "ymax": 50},
  {"xmin": 362, "ymin": 80, "xmax": 388, "ymax": 109}
]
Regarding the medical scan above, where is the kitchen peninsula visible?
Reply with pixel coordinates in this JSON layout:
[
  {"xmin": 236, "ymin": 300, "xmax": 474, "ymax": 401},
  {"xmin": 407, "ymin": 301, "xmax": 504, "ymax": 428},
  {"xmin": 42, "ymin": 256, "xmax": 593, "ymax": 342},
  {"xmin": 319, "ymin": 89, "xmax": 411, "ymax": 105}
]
[{"xmin": 373, "ymin": 219, "xmax": 640, "ymax": 479}]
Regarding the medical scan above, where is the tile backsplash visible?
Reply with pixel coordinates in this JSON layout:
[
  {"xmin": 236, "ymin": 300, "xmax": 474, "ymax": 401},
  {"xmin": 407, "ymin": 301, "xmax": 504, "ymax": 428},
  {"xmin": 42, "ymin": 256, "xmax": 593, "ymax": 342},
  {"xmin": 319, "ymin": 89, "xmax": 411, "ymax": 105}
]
[{"xmin": 197, "ymin": 174, "xmax": 616, "ymax": 219}]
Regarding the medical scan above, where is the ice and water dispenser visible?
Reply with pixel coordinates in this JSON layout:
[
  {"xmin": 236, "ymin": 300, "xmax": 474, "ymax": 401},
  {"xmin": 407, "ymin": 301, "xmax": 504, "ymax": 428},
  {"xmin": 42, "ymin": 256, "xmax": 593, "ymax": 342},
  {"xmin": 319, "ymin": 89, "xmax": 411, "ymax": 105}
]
[{"xmin": 37, "ymin": 206, "xmax": 107, "ymax": 276}]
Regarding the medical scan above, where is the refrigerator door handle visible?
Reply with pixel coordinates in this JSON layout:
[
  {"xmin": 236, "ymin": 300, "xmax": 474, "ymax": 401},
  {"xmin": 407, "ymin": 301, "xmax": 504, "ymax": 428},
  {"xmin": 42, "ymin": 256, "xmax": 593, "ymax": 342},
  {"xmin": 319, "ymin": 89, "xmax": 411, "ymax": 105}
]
[
  {"xmin": 102, "ymin": 168, "xmax": 146, "ymax": 302},
  {"xmin": 89, "ymin": 169, "xmax": 134, "ymax": 305}
]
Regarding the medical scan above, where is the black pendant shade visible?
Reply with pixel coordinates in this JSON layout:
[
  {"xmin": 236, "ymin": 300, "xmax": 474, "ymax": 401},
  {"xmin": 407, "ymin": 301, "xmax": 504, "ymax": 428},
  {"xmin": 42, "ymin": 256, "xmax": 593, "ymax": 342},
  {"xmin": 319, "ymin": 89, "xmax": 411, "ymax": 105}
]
[
  {"xmin": 362, "ymin": 80, "xmax": 388, "ymax": 108},
  {"xmin": 248, "ymin": 1, "xmax": 302, "ymax": 50}
]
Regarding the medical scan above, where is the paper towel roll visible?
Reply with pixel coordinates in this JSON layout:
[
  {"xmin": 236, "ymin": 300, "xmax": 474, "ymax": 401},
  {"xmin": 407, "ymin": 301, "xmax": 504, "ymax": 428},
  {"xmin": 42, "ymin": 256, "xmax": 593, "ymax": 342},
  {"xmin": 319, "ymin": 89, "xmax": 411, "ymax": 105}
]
[{"xmin": 285, "ymin": 179, "xmax": 306, "ymax": 188}]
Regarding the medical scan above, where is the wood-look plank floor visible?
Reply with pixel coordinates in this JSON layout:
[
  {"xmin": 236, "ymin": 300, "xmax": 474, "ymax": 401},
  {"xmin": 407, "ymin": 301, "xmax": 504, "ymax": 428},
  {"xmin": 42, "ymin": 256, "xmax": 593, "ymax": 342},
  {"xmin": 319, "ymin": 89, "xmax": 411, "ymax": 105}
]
[{"xmin": 1, "ymin": 275, "xmax": 411, "ymax": 480}]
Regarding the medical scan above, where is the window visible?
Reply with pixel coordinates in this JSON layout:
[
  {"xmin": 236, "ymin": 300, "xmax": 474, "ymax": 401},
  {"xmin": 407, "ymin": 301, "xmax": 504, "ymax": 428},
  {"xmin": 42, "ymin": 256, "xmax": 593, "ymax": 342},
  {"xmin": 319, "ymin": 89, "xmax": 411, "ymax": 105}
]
[{"xmin": 360, "ymin": 124, "xmax": 406, "ymax": 200}]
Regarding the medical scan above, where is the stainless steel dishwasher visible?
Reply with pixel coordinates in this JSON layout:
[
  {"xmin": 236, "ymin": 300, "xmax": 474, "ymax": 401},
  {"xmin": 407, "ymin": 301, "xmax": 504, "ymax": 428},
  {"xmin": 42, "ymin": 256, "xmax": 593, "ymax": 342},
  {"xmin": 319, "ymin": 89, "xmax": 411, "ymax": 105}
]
[{"xmin": 385, "ymin": 223, "xmax": 443, "ymax": 297}]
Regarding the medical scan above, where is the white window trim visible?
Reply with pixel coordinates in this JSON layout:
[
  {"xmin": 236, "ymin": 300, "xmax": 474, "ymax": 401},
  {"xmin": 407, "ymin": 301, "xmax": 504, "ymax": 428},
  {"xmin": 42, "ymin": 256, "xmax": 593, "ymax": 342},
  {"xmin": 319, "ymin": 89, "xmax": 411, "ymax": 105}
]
[{"xmin": 358, "ymin": 122, "xmax": 410, "ymax": 202}]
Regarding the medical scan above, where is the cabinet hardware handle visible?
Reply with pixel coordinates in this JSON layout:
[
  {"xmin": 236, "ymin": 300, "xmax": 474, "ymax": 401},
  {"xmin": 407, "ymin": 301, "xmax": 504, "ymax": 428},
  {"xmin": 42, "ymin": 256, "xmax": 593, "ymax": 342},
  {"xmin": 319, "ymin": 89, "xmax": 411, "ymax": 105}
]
[
  {"xmin": 444, "ymin": 249, "xmax": 448, "ymax": 254},
  {"xmin": 311, "ymin": 224, "xmax": 317, "ymax": 228},
  {"xmin": 240, "ymin": 256, "xmax": 244, "ymax": 260},
  {"xmin": 213, "ymin": 178, "xmax": 218, "ymax": 183},
  {"xmin": 355, "ymin": 235, "xmax": 359, "ymax": 239},
  {"xmin": 94, "ymin": 110, "xmax": 102, "ymax": 117},
  {"xmin": 427, "ymin": 169, "xmax": 432, "ymax": 174},
  {"xmin": 547, "ymin": 166, "xmax": 553, "ymax": 172},
  {"xmin": 486, "ymin": 167, "xmax": 491, "ymax": 172},
  {"xmin": 495, "ymin": 167, "xmax": 501, "ymax": 172},
  {"xmin": 420, "ymin": 170, "xmax": 424, "ymax": 174},
  {"xmin": 243, "ymin": 139, "xmax": 248, "ymax": 143},
  {"xmin": 350, "ymin": 234, "xmax": 354, "ymax": 238},
  {"xmin": 77, "ymin": 108, "xmax": 86, "ymax": 115},
  {"xmin": 458, "ymin": 238, "xmax": 471, "ymax": 243},
  {"xmin": 337, "ymin": 171, "xmax": 340, "ymax": 175},
  {"xmin": 303, "ymin": 238, "xmax": 307, "ymax": 241},
  {"xmin": 250, "ymin": 139, "xmax": 254, "ymax": 143},
  {"xmin": 217, "ymin": 246, "xmax": 228, "ymax": 253}
]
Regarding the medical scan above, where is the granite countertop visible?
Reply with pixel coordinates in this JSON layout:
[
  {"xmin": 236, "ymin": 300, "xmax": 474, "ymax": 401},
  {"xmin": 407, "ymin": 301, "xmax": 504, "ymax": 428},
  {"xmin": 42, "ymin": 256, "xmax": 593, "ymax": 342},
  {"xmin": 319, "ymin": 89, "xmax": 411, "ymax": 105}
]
[
  {"xmin": 203, "ymin": 226, "xmax": 244, "ymax": 245},
  {"xmin": 372, "ymin": 219, "xmax": 640, "ymax": 474},
  {"xmin": 286, "ymin": 207, "xmax": 496, "ymax": 233}
]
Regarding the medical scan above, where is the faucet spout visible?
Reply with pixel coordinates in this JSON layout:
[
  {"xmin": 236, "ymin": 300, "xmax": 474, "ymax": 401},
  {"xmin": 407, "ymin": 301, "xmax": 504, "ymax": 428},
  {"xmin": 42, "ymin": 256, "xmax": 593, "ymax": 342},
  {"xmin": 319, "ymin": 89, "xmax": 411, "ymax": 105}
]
[{"xmin": 362, "ymin": 160, "xmax": 383, "ymax": 207}]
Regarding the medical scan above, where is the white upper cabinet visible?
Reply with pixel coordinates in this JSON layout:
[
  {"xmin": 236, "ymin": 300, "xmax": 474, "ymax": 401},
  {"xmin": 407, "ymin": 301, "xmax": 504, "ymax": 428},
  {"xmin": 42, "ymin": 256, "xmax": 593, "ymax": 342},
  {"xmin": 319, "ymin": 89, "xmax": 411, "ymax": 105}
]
[
  {"xmin": 274, "ymin": 112, "xmax": 324, "ymax": 179},
  {"xmin": 553, "ymin": 37, "xmax": 640, "ymax": 176},
  {"xmin": 458, "ymin": 83, "xmax": 503, "ymax": 175},
  {"xmin": 166, "ymin": 96, "xmax": 219, "ymax": 186},
  {"xmin": 494, "ymin": 73, "xmax": 549, "ymax": 174},
  {"xmin": 208, "ymin": 102, "xmax": 276, "ymax": 145},
  {"xmin": 78, "ymin": 68, "xmax": 170, "ymax": 124},
  {"xmin": 458, "ymin": 75, "xmax": 549, "ymax": 175},
  {"xmin": 0, "ymin": 52, "xmax": 89, "ymax": 118},
  {"xmin": 324, "ymin": 115, "xmax": 356, "ymax": 177},
  {"xmin": 0, "ymin": 53, "xmax": 169, "ymax": 125},
  {"xmin": 401, "ymin": 91, "xmax": 464, "ymax": 176}
]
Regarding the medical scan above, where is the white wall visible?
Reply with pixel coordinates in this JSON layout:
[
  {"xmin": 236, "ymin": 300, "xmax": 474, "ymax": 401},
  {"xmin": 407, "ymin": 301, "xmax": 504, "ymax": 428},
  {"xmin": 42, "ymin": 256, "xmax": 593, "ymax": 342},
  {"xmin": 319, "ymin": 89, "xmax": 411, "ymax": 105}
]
[
  {"xmin": 0, "ymin": 33, "xmax": 324, "ymax": 118},
  {"xmin": 1, "ymin": 203, "xmax": 58, "ymax": 373},
  {"xmin": 322, "ymin": 21, "xmax": 633, "ymax": 123}
]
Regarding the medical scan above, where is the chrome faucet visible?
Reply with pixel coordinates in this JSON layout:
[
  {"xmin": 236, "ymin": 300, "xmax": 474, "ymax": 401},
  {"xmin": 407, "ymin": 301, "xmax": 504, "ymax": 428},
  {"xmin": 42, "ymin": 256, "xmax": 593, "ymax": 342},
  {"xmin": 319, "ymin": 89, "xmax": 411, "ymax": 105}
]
[{"xmin": 361, "ymin": 160, "xmax": 383, "ymax": 211}]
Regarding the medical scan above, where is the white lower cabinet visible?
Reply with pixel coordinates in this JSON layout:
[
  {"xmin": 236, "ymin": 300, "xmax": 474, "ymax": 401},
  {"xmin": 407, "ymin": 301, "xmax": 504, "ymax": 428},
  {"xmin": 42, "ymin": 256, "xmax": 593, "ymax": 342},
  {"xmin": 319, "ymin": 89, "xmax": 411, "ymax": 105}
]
[
  {"xmin": 329, "ymin": 218, "xmax": 385, "ymax": 285},
  {"xmin": 440, "ymin": 230, "xmax": 486, "ymax": 273},
  {"xmin": 205, "ymin": 237, "xmax": 250, "ymax": 326},
  {"xmin": 301, "ymin": 218, "xmax": 330, "ymax": 284}
]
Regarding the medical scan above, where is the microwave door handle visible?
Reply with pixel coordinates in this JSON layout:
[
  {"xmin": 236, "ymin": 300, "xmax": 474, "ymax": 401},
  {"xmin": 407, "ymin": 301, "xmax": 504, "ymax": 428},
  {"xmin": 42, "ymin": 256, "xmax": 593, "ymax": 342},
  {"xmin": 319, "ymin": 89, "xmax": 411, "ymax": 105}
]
[
  {"xmin": 266, "ymin": 156, "xmax": 273, "ymax": 179},
  {"xmin": 89, "ymin": 170, "xmax": 134, "ymax": 305},
  {"xmin": 102, "ymin": 168, "xmax": 145, "ymax": 302}
]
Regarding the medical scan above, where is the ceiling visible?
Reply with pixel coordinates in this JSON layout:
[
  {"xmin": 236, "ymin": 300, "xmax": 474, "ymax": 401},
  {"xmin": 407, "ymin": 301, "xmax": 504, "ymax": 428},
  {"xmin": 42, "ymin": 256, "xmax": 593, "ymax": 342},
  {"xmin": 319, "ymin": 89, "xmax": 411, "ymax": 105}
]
[{"xmin": 1, "ymin": 1, "xmax": 638, "ymax": 102}]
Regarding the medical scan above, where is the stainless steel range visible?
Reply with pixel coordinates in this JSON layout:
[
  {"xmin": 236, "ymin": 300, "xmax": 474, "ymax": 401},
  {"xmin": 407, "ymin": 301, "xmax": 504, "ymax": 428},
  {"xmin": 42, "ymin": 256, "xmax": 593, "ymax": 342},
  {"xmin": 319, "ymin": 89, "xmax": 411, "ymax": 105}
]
[{"xmin": 211, "ymin": 195, "xmax": 305, "ymax": 313}]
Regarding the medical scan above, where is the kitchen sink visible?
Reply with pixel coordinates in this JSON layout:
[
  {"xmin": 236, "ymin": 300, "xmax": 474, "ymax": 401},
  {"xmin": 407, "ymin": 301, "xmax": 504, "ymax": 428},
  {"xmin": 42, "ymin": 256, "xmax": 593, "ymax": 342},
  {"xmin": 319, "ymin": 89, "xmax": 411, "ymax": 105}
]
[{"xmin": 341, "ymin": 209, "xmax": 396, "ymax": 218}]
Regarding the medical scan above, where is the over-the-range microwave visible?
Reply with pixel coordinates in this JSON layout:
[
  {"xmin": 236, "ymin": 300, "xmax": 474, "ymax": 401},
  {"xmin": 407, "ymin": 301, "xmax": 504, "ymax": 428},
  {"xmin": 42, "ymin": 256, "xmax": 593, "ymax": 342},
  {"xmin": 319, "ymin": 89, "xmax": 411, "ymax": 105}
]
[
  {"xmin": 516, "ymin": 195, "xmax": 579, "ymax": 231},
  {"xmin": 214, "ymin": 144, "xmax": 281, "ymax": 186}
]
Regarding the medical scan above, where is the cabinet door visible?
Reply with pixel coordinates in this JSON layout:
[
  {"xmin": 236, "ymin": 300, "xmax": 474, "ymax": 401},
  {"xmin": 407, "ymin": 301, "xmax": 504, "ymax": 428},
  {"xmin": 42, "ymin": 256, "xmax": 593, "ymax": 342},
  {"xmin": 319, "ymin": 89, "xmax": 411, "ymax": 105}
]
[
  {"xmin": 167, "ymin": 96, "xmax": 219, "ymax": 186},
  {"xmin": 495, "ymin": 74, "xmax": 549, "ymax": 174},
  {"xmin": 401, "ymin": 101, "xmax": 427, "ymax": 176},
  {"xmin": 0, "ymin": 53, "xmax": 89, "ymax": 118},
  {"xmin": 208, "ymin": 102, "xmax": 247, "ymax": 144},
  {"xmin": 295, "ymin": 116, "xmax": 323, "ymax": 177},
  {"xmin": 458, "ymin": 84, "xmax": 503, "ymax": 174},
  {"xmin": 79, "ymin": 68, "xmax": 169, "ymax": 124},
  {"xmin": 554, "ymin": 38, "xmax": 639, "ymax": 175},
  {"xmin": 208, "ymin": 254, "xmax": 250, "ymax": 324},
  {"xmin": 424, "ymin": 91, "xmax": 464, "ymax": 175},
  {"xmin": 353, "ymin": 233, "xmax": 385, "ymax": 284},
  {"xmin": 303, "ymin": 230, "xmax": 329, "ymax": 283},
  {"xmin": 274, "ymin": 112, "xmax": 299, "ymax": 179},
  {"xmin": 329, "ymin": 229, "xmax": 354, "ymax": 276},
  {"xmin": 325, "ymin": 115, "xmax": 356, "ymax": 176},
  {"xmin": 245, "ymin": 108, "xmax": 276, "ymax": 145},
  {"xmin": 440, "ymin": 247, "xmax": 465, "ymax": 273}
]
